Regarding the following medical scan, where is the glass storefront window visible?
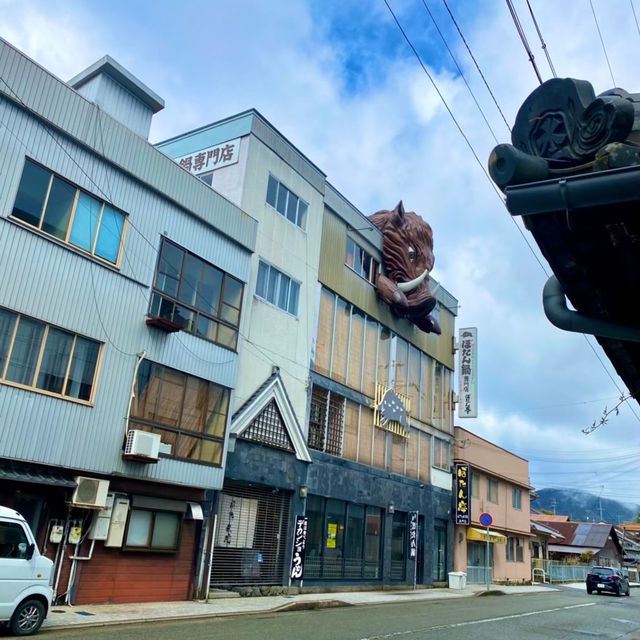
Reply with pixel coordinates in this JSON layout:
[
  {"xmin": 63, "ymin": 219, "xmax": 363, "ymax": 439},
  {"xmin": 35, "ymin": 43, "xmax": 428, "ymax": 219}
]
[
  {"xmin": 305, "ymin": 496, "xmax": 382, "ymax": 580},
  {"xmin": 391, "ymin": 512, "xmax": 407, "ymax": 580}
]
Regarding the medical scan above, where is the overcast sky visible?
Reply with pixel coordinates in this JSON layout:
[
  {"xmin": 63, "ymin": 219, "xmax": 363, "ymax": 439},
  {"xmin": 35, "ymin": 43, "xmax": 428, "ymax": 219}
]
[{"xmin": 3, "ymin": 0, "xmax": 640, "ymax": 512}]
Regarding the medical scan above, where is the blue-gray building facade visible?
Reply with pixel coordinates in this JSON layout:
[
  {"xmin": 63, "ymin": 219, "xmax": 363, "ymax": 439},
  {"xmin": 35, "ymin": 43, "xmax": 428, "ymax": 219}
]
[{"xmin": 0, "ymin": 39, "xmax": 256, "ymax": 604}]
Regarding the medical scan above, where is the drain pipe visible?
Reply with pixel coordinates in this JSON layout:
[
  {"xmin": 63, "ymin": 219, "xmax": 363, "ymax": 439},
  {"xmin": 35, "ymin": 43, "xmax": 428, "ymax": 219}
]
[{"xmin": 542, "ymin": 275, "xmax": 640, "ymax": 342}]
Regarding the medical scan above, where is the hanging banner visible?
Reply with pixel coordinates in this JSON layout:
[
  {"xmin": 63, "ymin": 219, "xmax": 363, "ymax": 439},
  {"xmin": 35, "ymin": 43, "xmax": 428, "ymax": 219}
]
[
  {"xmin": 458, "ymin": 328, "xmax": 478, "ymax": 418},
  {"xmin": 455, "ymin": 463, "xmax": 470, "ymax": 525},
  {"xmin": 289, "ymin": 515, "xmax": 308, "ymax": 580},
  {"xmin": 408, "ymin": 511, "xmax": 419, "ymax": 559}
]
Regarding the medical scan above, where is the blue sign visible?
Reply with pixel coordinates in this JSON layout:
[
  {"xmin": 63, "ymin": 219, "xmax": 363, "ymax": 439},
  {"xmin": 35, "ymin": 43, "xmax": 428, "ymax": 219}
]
[{"xmin": 479, "ymin": 512, "xmax": 493, "ymax": 527}]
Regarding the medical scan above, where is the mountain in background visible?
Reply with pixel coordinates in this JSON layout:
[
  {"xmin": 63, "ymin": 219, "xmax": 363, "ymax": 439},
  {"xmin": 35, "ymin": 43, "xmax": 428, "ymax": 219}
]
[{"xmin": 532, "ymin": 488, "xmax": 639, "ymax": 525}]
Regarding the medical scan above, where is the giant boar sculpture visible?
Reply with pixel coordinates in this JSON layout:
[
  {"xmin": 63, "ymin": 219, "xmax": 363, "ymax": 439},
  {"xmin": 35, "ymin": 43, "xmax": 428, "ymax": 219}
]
[{"xmin": 368, "ymin": 201, "xmax": 441, "ymax": 334}]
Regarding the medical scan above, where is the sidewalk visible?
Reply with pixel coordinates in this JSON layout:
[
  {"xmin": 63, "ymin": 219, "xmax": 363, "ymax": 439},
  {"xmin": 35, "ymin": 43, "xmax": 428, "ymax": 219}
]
[{"xmin": 42, "ymin": 584, "xmax": 556, "ymax": 631}]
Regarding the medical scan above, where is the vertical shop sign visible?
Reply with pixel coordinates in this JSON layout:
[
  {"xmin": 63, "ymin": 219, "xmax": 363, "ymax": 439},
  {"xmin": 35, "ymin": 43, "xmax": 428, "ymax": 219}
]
[
  {"xmin": 458, "ymin": 328, "xmax": 478, "ymax": 418},
  {"xmin": 408, "ymin": 511, "xmax": 419, "ymax": 559},
  {"xmin": 455, "ymin": 463, "xmax": 470, "ymax": 525},
  {"xmin": 289, "ymin": 515, "xmax": 308, "ymax": 580}
]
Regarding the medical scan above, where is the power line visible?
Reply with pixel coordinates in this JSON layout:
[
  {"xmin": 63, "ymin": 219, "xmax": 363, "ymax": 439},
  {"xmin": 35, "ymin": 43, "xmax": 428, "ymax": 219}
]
[
  {"xmin": 631, "ymin": 0, "xmax": 640, "ymax": 44},
  {"xmin": 383, "ymin": 1, "xmax": 639, "ymax": 430},
  {"xmin": 505, "ymin": 0, "xmax": 543, "ymax": 84},
  {"xmin": 419, "ymin": 0, "xmax": 499, "ymax": 144},
  {"xmin": 525, "ymin": 0, "xmax": 557, "ymax": 78},
  {"xmin": 589, "ymin": 0, "xmax": 616, "ymax": 87},
  {"xmin": 441, "ymin": 0, "xmax": 511, "ymax": 133}
]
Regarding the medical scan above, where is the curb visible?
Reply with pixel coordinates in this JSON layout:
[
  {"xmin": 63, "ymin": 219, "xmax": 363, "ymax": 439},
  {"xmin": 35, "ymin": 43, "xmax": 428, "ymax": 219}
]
[{"xmin": 41, "ymin": 588, "xmax": 552, "ymax": 633}]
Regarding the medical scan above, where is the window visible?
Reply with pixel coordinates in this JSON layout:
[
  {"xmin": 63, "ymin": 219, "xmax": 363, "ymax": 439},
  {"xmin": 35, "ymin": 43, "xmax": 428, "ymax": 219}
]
[
  {"xmin": 345, "ymin": 237, "xmax": 378, "ymax": 284},
  {"xmin": 0, "ymin": 306, "xmax": 101, "ymax": 402},
  {"xmin": 255, "ymin": 260, "xmax": 300, "ymax": 316},
  {"xmin": 487, "ymin": 478, "xmax": 499, "ymax": 503},
  {"xmin": 124, "ymin": 509, "xmax": 181, "ymax": 551},
  {"xmin": 12, "ymin": 159, "xmax": 126, "ymax": 265},
  {"xmin": 512, "ymin": 487, "xmax": 522, "ymax": 510},
  {"xmin": 0, "ymin": 522, "xmax": 29, "ymax": 559},
  {"xmin": 471, "ymin": 471, "xmax": 479, "ymax": 498},
  {"xmin": 266, "ymin": 174, "xmax": 308, "ymax": 229},
  {"xmin": 307, "ymin": 386, "xmax": 345, "ymax": 456},
  {"xmin": 150, "ymin": 238, "xmax": 243, "ymax": 350},
  {"xmin": 129, "ymin": 360, "xmax": 230, "ymax": 466},
  {"xmin": 506, "ymin": 536, "xmax": 524, "ymax": 562},
  {"xmin": 433, "ymin": 437, "xmax": 450, "ymax": 471}
]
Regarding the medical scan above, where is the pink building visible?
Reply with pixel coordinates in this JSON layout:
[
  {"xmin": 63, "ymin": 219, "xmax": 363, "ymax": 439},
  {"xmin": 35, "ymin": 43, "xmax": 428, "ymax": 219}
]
[{"xmin": 453, "ymin": 427, "xmax": 532, "ymax": 584}]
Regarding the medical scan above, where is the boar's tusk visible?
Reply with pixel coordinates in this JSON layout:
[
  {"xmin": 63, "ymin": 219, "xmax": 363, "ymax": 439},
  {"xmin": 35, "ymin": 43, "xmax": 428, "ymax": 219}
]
[{"xmin": 397, "ymin": 268, "xmax": 428, "ymax": 293}]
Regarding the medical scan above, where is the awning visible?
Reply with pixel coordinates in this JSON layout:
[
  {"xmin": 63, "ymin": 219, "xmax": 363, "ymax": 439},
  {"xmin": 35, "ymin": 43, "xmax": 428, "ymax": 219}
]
[
  {"xmin": 548, "ymin": 544, "xmax": 599, "ymax": 554},
  {"xmin": 467, "ymin": 527, "xmax": 507, "ymax": 544},
  {"xmin": 0, "ymin": 463, "xmax": 77, "ymax": 489}
]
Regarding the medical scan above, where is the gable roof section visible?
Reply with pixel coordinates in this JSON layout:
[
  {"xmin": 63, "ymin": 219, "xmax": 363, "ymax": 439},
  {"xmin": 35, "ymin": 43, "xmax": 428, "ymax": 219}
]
[
  {"xmin": 536, "ymin": 521, "xmax": 621, "ymax": 552},
  {"xmin": 230, "ymin": 369, "xmax": 311, "ymax": 463}
]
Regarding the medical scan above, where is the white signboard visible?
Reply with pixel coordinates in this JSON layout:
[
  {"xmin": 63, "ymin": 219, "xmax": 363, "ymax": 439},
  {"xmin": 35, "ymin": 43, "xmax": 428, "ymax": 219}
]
[
  {"xmin": 175, "ymin": 137, "xmax": 241, "ymax": 175},
  {"xmin": 458, "ymin": 327, "xmax": 478, "ymax": 418}
]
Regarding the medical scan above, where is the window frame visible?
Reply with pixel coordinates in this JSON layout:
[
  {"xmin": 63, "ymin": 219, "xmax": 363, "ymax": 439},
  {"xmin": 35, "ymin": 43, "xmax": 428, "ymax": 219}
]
[
  {"xmin": 0, "ymin": 306, "xmax": 102, "ymax": 405},
  {"xmin": 123, "ymin": 507, "xmax": 183, "ymax": 553},
  {"xmin": 129, "ymin": 359, "xmax": 230, "ymax": 468},
  {"xmin": 149, "ymin": 237, "xmax": 244, "ymax": 351},
  {"xmin": 471, "ymin": 470, "xmax": 479, "ymax": 498},
  {"xmin": 487, "ymin": 477, "xmax": 499, "ymax": 504},
  {"xmin": 432, "ymin": 437, "xmax": 450, "ymax": 471},
  {"xmin": 345, "ymin": 236, "xmax": 379, "ymax": 285},
  {"xmin": 307, "ymin": 385, "xmax": 345, "ymax": 457},
  {"xmin": 11, "ymin": 158, "xmax": 128, "ymax": 267},
  {"xmin": 265, "ymin": 174, "xmax": 308, "ymax": 230},
  {"xmin": 512, "ymin": 487, "xmax": 522, "ymax": 510},
  {"xmin": 506, "ymin": 536, "xmax": 524, "ymax": 563},
  {"xmin": 255, "ymin": 259, "xmax": 301, "ymax": 317}
]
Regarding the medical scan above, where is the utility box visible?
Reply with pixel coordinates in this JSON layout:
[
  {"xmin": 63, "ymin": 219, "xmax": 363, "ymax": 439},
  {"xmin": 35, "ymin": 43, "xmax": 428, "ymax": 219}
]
[{"xmin": 448, "ymin": 571, "xmax": 467, "ymax": 589}]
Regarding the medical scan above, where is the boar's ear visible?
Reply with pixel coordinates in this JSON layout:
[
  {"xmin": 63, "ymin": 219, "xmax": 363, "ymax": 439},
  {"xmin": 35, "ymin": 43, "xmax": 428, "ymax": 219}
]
[{"xmin": 391, "ymin": 201, "xmax": 405, "ymax": 226}]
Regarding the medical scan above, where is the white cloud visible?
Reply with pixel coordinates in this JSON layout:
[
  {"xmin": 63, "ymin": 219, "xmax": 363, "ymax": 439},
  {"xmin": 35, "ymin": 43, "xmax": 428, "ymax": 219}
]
[{"xmin": 3, "ymin": 0, "xmax": 639, "ymax": 504}]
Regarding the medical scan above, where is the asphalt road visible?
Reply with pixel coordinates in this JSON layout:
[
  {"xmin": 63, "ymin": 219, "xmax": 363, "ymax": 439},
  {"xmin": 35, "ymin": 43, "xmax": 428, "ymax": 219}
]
[{"xmin": 36, "ymin": 588, "xmax": 640, "ymax": 640}]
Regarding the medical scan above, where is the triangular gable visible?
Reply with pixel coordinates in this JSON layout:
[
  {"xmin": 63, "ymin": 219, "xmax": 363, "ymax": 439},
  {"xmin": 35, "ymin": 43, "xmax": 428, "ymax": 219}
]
[
  {"xmin": 243, "ymin": 399, "xmax": 295, "ymax": 452},
  {"xmin": 230, "ymin": 372, "xmax": 312, "ymax": 462}
]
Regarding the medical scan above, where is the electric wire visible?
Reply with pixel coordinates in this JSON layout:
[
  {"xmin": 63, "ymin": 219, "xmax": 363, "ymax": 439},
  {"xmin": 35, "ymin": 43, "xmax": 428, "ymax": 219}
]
[
  {"xmin": 440, "ymin": 0, "xmax": 511, "ymax": 134},
  {"xmin": 631, "ymin": 0, "xmax": 640, "ymax": 43},
  {"xmin": 589, "ymin": 0, "xmax": 617, "ymax": 87},
  {"xmin": 384, "ymin": 2, "xmax": 639, "ymax": 428},
  {"xmin": 419, "ymin": 0, "xmax": 499, "ymax": 144},
  {"xmin": 505, "ymin": 0, "xmax": 543, "ymax": 84},
  {"xmin": 525, "ymin": 0, "xmax": 557, "ymax": 78}
]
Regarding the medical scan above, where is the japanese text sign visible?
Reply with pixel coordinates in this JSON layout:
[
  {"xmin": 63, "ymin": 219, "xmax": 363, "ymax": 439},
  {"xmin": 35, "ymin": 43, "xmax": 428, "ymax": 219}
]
[
  {"xmin": 408, "ymin": 511, "xmax": 419, "ymax": 559},
  {"xmin": 175, "ymin": 138, "xmax": 241, "ymax": 176},
  {"xmin": 455, "ymin": 463, "xmax": 470, "ymax": 525},
  {"xmin": 289, "ymin": 515, "xmax": 308, "ymax": 580},
  {"xmin": 458, "ymin": 327, "xmax": 478, "ymax": 418}
]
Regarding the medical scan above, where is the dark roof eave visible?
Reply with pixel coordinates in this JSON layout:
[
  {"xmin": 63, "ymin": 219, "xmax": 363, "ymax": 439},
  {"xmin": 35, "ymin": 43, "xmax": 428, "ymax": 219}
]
[{"xmin": 504, "ymin": 165, "xmax": 640, "ymax": 217}]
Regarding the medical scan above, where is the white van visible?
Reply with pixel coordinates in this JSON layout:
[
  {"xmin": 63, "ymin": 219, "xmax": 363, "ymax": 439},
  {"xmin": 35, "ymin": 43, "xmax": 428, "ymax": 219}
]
[{"xmin": 0, "ymin": 507, "xmax": 53, "ymax": 636}]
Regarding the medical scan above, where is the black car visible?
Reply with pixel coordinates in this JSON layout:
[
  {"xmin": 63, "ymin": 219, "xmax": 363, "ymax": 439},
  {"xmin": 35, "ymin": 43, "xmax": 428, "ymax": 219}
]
[{"xmin": 586, "ymin": 567, "xmax": 631, "ymax": 596}]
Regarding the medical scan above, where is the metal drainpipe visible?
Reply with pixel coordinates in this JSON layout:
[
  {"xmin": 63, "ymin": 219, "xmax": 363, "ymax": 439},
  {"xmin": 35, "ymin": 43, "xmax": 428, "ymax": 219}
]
[{"xmin": 542, "ymin": 276, "xmax": 640, "ymax": 342}]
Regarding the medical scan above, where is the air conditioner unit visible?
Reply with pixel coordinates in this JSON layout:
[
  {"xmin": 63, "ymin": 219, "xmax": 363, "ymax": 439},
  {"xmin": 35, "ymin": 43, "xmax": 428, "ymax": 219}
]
[
  {"xmin": 123, "ymin": 429, "xmax": 161, "ymax": 463},
  {"xmin": 71, "ymin": 477, "xmax": 110, "ymax": 509}
]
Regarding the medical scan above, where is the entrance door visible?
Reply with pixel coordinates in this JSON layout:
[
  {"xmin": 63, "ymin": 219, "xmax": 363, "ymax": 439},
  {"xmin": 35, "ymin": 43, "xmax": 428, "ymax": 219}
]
[
  {"xmin": 433, "ymin": 521, "xmax": 447, "ymax": 582},
  {"xmin": 467, "ymin": 542, "xmax": 493, "ymax": 584}
]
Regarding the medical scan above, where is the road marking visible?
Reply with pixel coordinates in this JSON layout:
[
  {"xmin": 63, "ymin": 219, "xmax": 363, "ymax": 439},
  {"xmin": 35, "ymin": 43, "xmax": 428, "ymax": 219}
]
[
  {"xmin": 610, "ymin": 618, "xmax": 637, "ymax": 625},
  {"xmin": 360, "ymin": 603, "xmax": 597, "ymax": 640}
]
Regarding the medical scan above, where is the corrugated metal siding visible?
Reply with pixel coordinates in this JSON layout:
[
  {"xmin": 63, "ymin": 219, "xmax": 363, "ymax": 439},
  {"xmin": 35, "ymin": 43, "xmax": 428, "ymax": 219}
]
[
  {"xmin": 82, "ymin": 73, "xmax": 153, "ymax": 139},
  {"xmin": 0, "ymin": 38, "xmax": 257, "ymax": 253},
  {"xmin": 0, "ymin": 66, "xmax": 250, "ymax": 489}
]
